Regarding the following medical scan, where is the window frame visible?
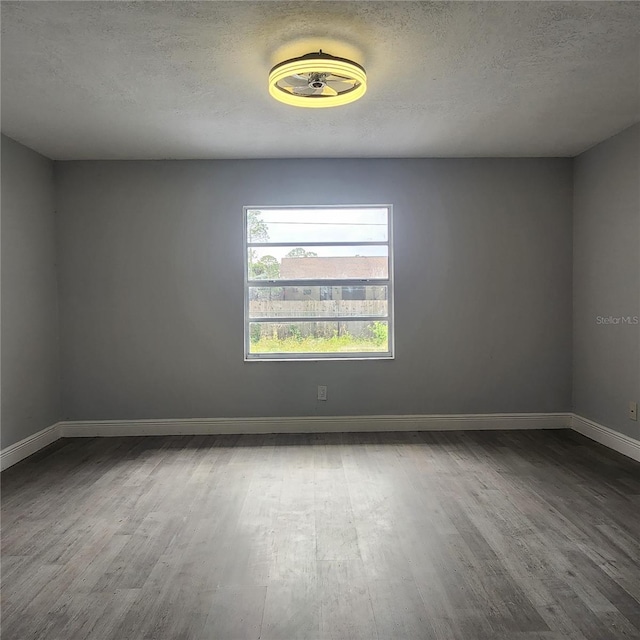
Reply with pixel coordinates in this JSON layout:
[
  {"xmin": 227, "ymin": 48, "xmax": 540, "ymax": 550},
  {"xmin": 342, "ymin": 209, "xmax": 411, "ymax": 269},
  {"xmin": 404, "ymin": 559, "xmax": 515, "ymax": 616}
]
[{"xmin": 243, "ymin": 204, "xmax": 395, "ymax": 362}]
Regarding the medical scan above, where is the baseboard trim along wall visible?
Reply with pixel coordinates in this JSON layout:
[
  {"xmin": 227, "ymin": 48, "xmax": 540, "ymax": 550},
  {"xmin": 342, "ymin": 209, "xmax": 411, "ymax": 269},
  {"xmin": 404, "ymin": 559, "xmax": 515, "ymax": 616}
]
[
  {"xmin": 59, "ymin": 412, "xmax": 570, "ymax": 437},
  {"xmin": 2, "ymin": 412, "xmax": 638, "ymax": 470},
  {"xmin": 0, "ymin": 422, "xmax": 62, "ymax": 471},
  {"xmin": 571, "ymin": 414, "xmax": 640, "ymax": 463}
]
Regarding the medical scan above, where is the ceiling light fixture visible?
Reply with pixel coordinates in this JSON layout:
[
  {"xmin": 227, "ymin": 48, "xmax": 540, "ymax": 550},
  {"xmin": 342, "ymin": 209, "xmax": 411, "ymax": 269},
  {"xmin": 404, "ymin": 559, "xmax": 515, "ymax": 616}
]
[{"xmin": 268, "ymin": 50, "xmax": 366, "ymax": 108}]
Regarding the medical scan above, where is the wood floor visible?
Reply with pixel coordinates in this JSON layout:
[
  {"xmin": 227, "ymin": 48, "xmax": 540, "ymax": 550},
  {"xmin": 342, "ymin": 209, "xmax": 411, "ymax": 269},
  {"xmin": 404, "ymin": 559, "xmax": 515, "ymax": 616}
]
[{"xmin": 1, "ymin": 430, "xmax": 639, "ymax": 640}]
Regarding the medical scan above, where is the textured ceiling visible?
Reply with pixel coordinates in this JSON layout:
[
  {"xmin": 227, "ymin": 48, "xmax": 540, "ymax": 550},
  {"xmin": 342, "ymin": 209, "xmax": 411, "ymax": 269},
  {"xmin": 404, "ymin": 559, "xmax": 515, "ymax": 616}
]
[{"xmin": 1, "ymin": 1, "xmax": 639, "ymax": 159}]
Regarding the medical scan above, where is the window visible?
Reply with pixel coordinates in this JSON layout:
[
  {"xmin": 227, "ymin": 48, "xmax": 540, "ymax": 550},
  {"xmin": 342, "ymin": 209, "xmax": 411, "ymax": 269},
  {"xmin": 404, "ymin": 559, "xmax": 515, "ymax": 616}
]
[
  {"xmin": 244, "ymin": 205, "xmax": 394, "ymax": 360},
  {"xmin": 342, "ymin": 286, "xmax": 367, "ymax": 301}
]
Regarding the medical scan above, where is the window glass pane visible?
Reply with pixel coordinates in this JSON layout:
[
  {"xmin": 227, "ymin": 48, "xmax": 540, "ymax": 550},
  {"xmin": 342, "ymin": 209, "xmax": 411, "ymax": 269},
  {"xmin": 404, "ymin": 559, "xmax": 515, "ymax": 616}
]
[
  {"xmin": 248, "ymin": 321, "xmax": 389, "ymax": 354},
  {"xmin": 248, "ymin": 246, "xmax": 388, "ymax": 280},
  {"xmin": 247, "ymin": 208, "xmax": 388, "ymax": 244},
  {"xmin": 249, "ymin": 286, "xmax": 388, "ymax": 318}
]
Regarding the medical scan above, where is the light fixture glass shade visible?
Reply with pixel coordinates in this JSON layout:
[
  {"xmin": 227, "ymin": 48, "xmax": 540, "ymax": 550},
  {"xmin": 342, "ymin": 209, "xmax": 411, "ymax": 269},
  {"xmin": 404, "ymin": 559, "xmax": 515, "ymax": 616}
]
[{"xmin": 269, "ymin": 51, "xmax": 366, "ymax": 108}]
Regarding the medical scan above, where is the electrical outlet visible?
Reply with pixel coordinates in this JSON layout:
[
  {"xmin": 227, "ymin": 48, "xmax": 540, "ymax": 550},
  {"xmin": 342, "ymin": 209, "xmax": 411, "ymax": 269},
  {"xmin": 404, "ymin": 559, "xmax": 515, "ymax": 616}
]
[
  {"xmin": 630, "ymin": 401, "xmax": 638, "ymax": 421},
  {"xmin": 317, "ymin": 385, "xmax": 328, "ymax": 401}
]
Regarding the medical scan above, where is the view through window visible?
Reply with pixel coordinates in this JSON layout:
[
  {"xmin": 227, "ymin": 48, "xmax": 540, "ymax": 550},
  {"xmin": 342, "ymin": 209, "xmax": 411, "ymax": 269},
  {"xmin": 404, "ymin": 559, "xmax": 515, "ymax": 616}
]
[{"xmin": 244, "ymin": 206, "xmax": 394, "ymax": 360}]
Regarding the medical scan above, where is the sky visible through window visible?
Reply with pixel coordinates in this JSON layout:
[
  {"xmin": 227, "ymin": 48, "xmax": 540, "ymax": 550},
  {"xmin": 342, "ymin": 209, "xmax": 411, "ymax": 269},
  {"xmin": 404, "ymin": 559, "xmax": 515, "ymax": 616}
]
[{"xmin": 248, "ymin": 207, "xmax": 388, "ymax": 259}]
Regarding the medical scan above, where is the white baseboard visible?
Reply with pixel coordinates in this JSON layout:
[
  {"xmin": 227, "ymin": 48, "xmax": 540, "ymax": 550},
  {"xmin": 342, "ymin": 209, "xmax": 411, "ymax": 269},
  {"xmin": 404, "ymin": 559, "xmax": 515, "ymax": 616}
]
[
  {"xmin": 6, "ymin": 413, "xmax": 566, "ymax": 471},
  {"xmin": 4, "ymin": 413, "xmax": 638, "ymax": 471},
  {"xmin": 571, "ymin": 414, "xmax": 640, "ymax": 463},
  {"xmin": 0, "ymin": 422, "xmax": 62, "ymax": 471},
  {"xmin": 58, "ymin": 413, "xmax": 570, "ymax": 437}
]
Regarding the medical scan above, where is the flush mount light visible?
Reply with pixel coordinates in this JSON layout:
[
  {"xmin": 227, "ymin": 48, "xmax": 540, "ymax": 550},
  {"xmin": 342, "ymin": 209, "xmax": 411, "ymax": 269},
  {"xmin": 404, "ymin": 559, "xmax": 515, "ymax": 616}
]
[{"xmin": 268, "ymin": 50, "xmax": 366, "ymax": 108}]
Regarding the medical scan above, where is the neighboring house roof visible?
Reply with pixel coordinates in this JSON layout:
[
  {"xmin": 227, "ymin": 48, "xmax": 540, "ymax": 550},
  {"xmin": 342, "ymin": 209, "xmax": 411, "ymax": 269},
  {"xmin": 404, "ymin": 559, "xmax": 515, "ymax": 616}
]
[{"xmin": 280, "ymin": 256, "xmax": 387, "ymax": 279}]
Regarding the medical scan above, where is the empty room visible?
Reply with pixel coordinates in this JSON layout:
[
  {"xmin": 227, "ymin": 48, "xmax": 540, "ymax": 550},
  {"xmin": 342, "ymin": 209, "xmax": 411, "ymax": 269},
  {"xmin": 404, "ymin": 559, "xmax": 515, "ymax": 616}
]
[{"xmin": 1, "ymin": 1, "xmax": 639, "ymax": 639}]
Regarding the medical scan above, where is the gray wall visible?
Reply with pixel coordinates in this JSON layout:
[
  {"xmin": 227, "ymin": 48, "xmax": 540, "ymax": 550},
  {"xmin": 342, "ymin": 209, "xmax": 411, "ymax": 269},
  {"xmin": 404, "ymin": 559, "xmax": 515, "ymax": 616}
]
[
  {"xmin": 55, "ymin": 158, "xmax": 572, "ymax": 421},
  {"xmin": 1, "ymin": 135, "xmax": 60, "ymax": 448},
  {"xmin": 573, "ymin": 124, "xmax": 640, "ymax": 440}
]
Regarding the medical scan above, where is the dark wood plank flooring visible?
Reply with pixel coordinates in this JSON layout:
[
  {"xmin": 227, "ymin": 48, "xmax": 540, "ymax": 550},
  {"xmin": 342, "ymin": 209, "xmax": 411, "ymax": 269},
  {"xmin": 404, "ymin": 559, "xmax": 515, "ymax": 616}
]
[{"xmin": 1, "ymin": 430, "xmax": 639, "ymax": 640}]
